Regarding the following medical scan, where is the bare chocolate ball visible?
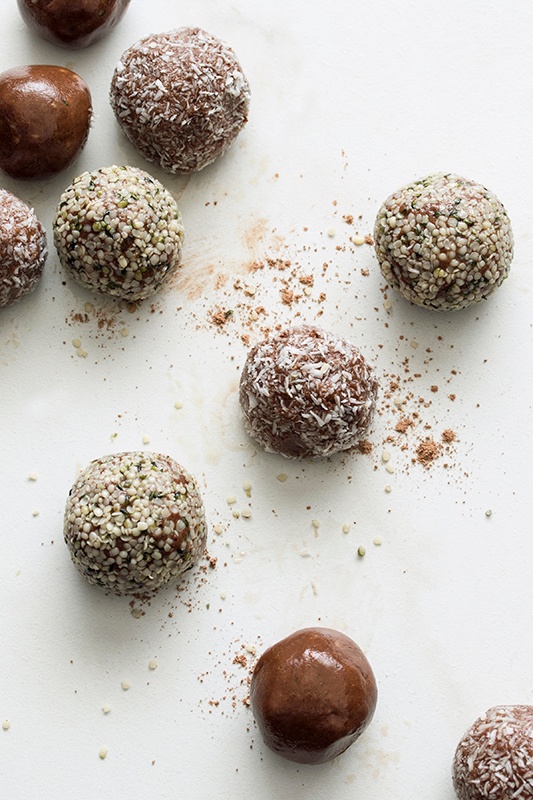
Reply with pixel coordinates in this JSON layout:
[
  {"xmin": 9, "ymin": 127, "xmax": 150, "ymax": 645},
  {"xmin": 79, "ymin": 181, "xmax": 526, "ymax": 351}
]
[
  {"xmin": 452, "ymin": 705, "xmax": 533, "ymax": 799},
  {"xmin": 17, "ymin": 0, "xmax": 131, "ymax": 49},
  {"xmin": 0, "ymin": 65, "xmax": 92, "ymax": 180},
  {"xmin": 239, "ymin": 325, "xmax": 378, "ymax": 458},
  {"xmin": 250, "ymin": 628, "xmax": 378, "ymax": 765},
  {"xmin": 110, "ymin": 27, "xmax": 251, "ymax": 174},
  {"xmin": 64, "ymin": 451, "xmax": 207, "ymax": 595},
  {"xmin": 53, "ymin": 165, "xmax": 184, "ymax": 301},
  {"xmin": 374, "ymin": 173, "xmax": 513, "ymax": 311},
  {"xmin": 0, "ymin": 189, "xmax": 47, "ymax": 309}
]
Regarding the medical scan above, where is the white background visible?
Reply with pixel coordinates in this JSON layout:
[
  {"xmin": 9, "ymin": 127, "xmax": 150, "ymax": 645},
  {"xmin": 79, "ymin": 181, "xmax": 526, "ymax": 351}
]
[{"xmin": 0, "ymin": 1, "xmax": 532, "ymax": 798}]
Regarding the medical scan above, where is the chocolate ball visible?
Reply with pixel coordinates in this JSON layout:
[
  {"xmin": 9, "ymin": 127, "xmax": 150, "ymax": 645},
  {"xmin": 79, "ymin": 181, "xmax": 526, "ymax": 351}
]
[
  {"xmin": 452, "ymin": 705, "xmax": 533, "ymax": 799},
  {"xmin": 239, "ymin": 325, "xmax": 378, "ymax": 458},
  {"xmin": 374, "ymin": 173, "xmax": 513, "ymax": 311},
  {"xmin": 17, "ymin": 0, "xmax": 131, "ymax": 49},
  {"xmin": 64, "ymin": 451, "xmax": 207, "ymax": 595},
  {"xmin": 0, "ymin": 65, "xmax": 92, "ymax": 180},
  {"xmin": 0, "ymin": 189, "xmax": 47, "ymax": 310},
  {"xmin": 53, "ymin": 165, "xmax": 184, "ymax": 301},
  {"xmin": 110, "ymin": 27, "xmax": 251, "ymax": 174},
  {"xmin": 250, "ymin": 628, "xmax": 378, "ymax": 764}
]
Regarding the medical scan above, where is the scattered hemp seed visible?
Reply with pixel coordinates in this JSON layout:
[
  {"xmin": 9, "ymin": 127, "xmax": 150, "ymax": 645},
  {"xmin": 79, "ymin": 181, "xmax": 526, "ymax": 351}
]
[
  {"xmin": 342, "ymin": 524, "xmax": 350, "ymax": 534},
  {"xmin": 28, "ymin": 472, "xmax": 38, "ymax": 481},
  {"xmin": 351, "ymin": 235, "xmax": 365, "ymax": 246},
  {"xmin": 383, "ymin": 298, "xmax": 392, "ymax": 311},
  {"xmin": 213, "ymin": 524, "xmax": 223, "ymax": 535},
  {"xmin": 276, "ymin": 473, "xmax": 288, "ymax": 483},
  {"xmin": 311, "ymin": 519, "xmax": 320, "ymax": 530},
  {"xmin": 148, "ymin": 659, "xmax": 158, "ymax": 671},
  {"xmin": 357, "ymin": 546, "xmax": 366, "ymax": 558},
  {"xmin": 84, "ymin": 302, "xmax": 94, "ymax": 313},
  {"xmin": 121, "ymin": 681, "xmax": 131, "ymax": 691},
  {"xmin": 385, "ymin": 485, "xmax": 392, "ymax": 493},
  {"xmin": 226, "ymin": 495, "xmax": 237, "ymax": 506},
  {"xmin": 174, "ymin": 400, "xmax": 184, "ymax": 410},
  {"xmin": 142, "ymin": 435, "xmax": 151, "ymax": 445},
  {"xmin": 76, "ymin": 347, "xmax": 88, "ymax": 358},
  {"xmin": 72, "ymin": 338, "xmax": 81, "ymax": 349},
  {"xmin": 2, "ymin": 720, "xmax": 10, "ymax": 731},
  {"xmin": 131, "ymin": 607, "xmax": 142, "ymax": 619},
  {"xmin": 245, "ymin": 644, "xmax": 257, "ymax": 655},
  {"xmin": 242, "ymin": 480, "xmax": 252, "ymax": 497},
  {"xmin": 120, "ymin": 328, "xmax": 129, "ymax": 337},
  {"xmin": 394, "ymin": 397, "xmax": 405, "ymax": 408},
  {"xmin": 102, "ymin": 705, "xmax": 111, "ymax": 714},
  {"xmin": 304, "ymin": 286, "xmax": 312, "ymax": 296},
  {"xmin": 485, "ymin": 509, "xmax": 492, "ymax": 518},
  {"xmin": 220, "ymin": 591, "xmax": 227, "ymax": 600},
  {"xmin": 241, "ymin": 508, "xmax": 252, "ymax": 519},
  {"xmin": 381, "ymin": 450, "xmax": 391, "ymax": 463},
  {"xmin": 232, "ymin": 510, "xmax": 241, "ymax": 519},
  {"xmin": 98, "ymin": 747, "xmax": 108, "ymax": 760},
  {"xmin": 327, "ymin": 228, "xmax": 336, "ymax": 238},
  {"xmin": 409, "ymin": 340, "xmax": 419, "ymax": 349},
  {"xmin": 373, "ymin": 537, "xmax": 383, "ymax": 546},
  {"xmin": 32, "ymin": 510, "xmax": 39, "ymax": 517},
  {"xmin": 385, "ymin": 463, "xmax": 395, "ymax": 474}
]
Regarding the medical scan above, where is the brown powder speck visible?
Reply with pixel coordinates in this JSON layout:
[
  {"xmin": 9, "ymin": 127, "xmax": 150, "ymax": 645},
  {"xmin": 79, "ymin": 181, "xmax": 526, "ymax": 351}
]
[
  {"xmin": 357, "ymin": 440, "xmax": 373, "ymax": 455},
  {"xmin": 395, "ymin": 417, "xmax": 414, "ymax": 434},
  {"xmin": 442, "ymin": 429, "xmax": 456, "ymax": 444},
  {"xmin": 233, "ymin": 653, "xmax": 247, "ymax": 668},
  {"xmin": 415, "ymin": 439, "xmax": 441, "ymax": 467},
  {"xmin": 343, "ymin": 214, "xmax": 354, "ymax": 224},
  {"xmin": 364, "ymin": 234, "xmax": 374, "ymax": 246},
  {"xmin": 280, "ymin": 288, "xmax": 294, "ymax": 306},
  {"xmin": 210, "ymin": 308, "xmax": 233, "ymax": 326},
  {"xmin": 430, "ymin": 385, "xmax": 439, "ymax": 393}
]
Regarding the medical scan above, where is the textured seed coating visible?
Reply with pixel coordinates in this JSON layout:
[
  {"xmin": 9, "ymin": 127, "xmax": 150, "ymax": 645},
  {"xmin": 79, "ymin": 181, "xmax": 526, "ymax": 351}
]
[
  {"xmin": 53, "ymin": 165, "xmax": 184, "ymax": 301},
  {"xmin": 0, "ymin": 189, "xmax": 47, "ymax": 310},
  {"xmin": 374, "ymin": 173, "xmax": 513, "ymax": 311},
  {"xmin": 64, "ymin": 451, "xmax": 207, "ymax": 595}
]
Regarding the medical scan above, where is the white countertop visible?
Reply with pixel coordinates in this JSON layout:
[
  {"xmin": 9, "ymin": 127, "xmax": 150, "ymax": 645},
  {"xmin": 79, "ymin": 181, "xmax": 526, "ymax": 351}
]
[{"xmin": 0, "ymin": 1, "xmax": 531, "ymax": 798}]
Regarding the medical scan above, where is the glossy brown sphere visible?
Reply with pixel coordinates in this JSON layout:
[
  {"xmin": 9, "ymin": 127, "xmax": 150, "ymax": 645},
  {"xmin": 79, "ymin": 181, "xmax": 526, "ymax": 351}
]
[
  {"xmin": 0, "ymin": 65, "xmax": 92, "ymax": 180},
  {"xmin": 250, "ymin": 627, "xmax": 378, "ymax": 764},
  {"xmin": 17, "ymin": 0, "xmax": 131, "ymax": 49}
]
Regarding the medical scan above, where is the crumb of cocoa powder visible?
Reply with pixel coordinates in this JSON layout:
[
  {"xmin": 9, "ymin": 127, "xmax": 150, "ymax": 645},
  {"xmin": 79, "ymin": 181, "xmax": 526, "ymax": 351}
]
[
  {"xmin": 395, "ymin": 417, "xmax": 414, "ymax": 434},
  {"xmin": 441, "ymin": 429, "xmax": 456, "ymax": 444},
  {"xmin": 364, "ymin": 234, "xmax": 374, "ymax": 245},
  {"xmin": 280, "ymin": 288, "xmax": 294, "ymax": 305},
  {"xmin": 357, "ymin": 440, "xmax": 373, "ymax": 455},
  {"xmin": 343, "ymin": 214, "xmax": 354, "ymax": 224},
  {"xmin": 210, "ymin": 308, "xmax": 233, "ymax": 326},
  {"xmin": 415, "ymin": 439, "xmax": 441, "ymax": 467}
]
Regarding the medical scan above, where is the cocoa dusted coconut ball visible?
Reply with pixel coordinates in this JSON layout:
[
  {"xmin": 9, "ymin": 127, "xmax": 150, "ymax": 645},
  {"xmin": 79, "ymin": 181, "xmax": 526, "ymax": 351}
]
[
  {"xmin": 374, "ymin": 173, "xmax": 513, "ymax": 311},
  {"xmin": 0, "ymin": 189, "xmax": 47, "ymax": 310},
  {"xmin": 109, "ymin": 27, "xmax": 251, "ymax": 174},
  {"xmin": 250, "ymin": 628, "xmax": 378, "ymax": 765},
  {"xmin": 452, "ymin": 705, "xmax": 533, "ymax": 800},
  {"xmin": 53, "ymin": 165, "xmax": 184, "ymax": 301},
  {"xmin": 239, "ymin": 325, "xmax": 378, "ymax": 458},
  {"xmin": 64, "ymin": 451, "xmax": 207, "ymax": 595}
]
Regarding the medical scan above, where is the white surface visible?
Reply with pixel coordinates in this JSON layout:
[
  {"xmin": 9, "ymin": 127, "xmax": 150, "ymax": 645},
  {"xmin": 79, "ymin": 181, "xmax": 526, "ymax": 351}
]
[{"xmin": 1, "ymin": 1, "xmax": 532, "ymax": 798}]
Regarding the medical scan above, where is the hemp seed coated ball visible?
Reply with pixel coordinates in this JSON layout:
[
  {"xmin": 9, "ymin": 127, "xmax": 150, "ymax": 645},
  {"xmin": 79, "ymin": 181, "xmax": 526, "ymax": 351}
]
[
  {"xmin": 239, "ymin": 325, "xmax": 378, "ymax": 459},
  {"xmin": 374, "ymin": 173, "xmax": 513, "ymax": 311},
  {"xmin": 109, "ymin": 27, "xmax": 251, "ymax": 174},
  {"xmin": 0, "ymin": 189, "xmax": 47, "ymax": 310},
  {"xmin": 53, "ymin": 165, "xmax": 184, "ymax": 301},
  {"xmin": 64, "ymin": 451, "xmax": 207, "ymax": 595},
  {"xmin": 452, "ymin": 705, "xmax": 533, "ymax": 799}
]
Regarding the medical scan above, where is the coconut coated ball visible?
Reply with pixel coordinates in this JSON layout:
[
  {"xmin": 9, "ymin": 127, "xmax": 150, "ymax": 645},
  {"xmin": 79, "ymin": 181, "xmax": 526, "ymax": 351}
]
[
  {"xmin": 0, "ymin": 189, "xmax": 47, "ymax": 310},
  {"xmin": 110, "ymin": 27, "xmax": 251, "ymax": 174},
  {"xmin": 452, "ymin": 705, "xmax": 533, "ymax": 800},
  {"xmin": 64, "ymin": 451, "xmax": 207, "ymax": 595},
  {"xmin": 53, "ymin": 165, "xmax": 184, "ymax": 301},
  {"xmin": 374, "ymin": 173, "xmax": 513, "ymax": 311},
  {"xmin": 250, "ymin": 628, "xmax": 378, "ymax": 765},
  {"xmin": 239, "ymin": 325, "xmax": 378, "ymax": 458}
]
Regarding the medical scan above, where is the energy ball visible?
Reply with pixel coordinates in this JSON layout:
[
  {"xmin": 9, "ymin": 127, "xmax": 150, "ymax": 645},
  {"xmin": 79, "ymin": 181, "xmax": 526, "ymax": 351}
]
[
  {"xmin": 53, "ymin": 165, "xmax": 184, "ymax": 301},
  {"xmin": 250, "ymin": 628, "xmax": 378, "ymax": 765},
  {"xmin": 239, "ymin": 325, "xmax": 378, "ymax": 458},
  {"xmin": 110, "ymin": 27, "xmax": 251, "ymax": 173},
  {"xmin": 0, "ymin": 189, "xmax": 47, "ymax": 310},
  {"xmin": 17, "ymin": 0, "xmax": 131, "ymax": 49},
  {"xmin": 374, "ymin": 173, "xmax": 513, "ymax": 311},
  {"xmin": 452, "ymin": 705, "xmax": 533, "ymax": 800},
  {"xmin": 0, "ymin": 64, "xmax": 92, "ymax": 180},
  {"xmin": 64, "ymin": 451, "xmax": 207, "ymax": 595}
]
